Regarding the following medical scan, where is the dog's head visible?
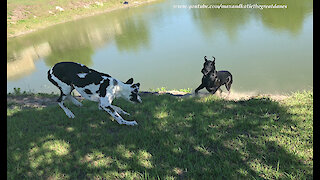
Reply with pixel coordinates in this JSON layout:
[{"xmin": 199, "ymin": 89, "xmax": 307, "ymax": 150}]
[
  {"xmin": 123, "ymin": 78, "xmax": 142, "ymax": 103},
  {"xmin": 201, "ymin": 56, "xmax": 216, "ymax": 76}
]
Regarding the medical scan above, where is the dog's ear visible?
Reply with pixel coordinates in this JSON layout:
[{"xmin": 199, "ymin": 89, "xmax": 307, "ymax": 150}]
[
  {"xmin": 125, "ymin": 78, "xmax": 134, "ymax": 84},
  {"xmin": 136, "ymin": 83, "xmax": 140, "ymax": 87},
  {"xmin": 204, "ymin": 56, "xmax": 208, "ymax": 62},
  {"xmin": 212, "ymin": 56, "xmax": 216, "ymax": 63}
]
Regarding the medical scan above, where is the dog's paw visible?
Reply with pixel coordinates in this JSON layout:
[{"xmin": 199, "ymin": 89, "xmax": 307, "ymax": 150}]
[
  {"xmin": 127, "ymin": 121, "xmax": 138, "ymax": 126},
  {"xmin": 75, "ymin": 102, "xmax": 83, "ymax": 107},
  {"xmin": 122, "ymin": 111, "xmax": 130, "ymax": 116},
  {"xmin": 65, "ymin": 111, "xmax": 75, "ymax": 118}
]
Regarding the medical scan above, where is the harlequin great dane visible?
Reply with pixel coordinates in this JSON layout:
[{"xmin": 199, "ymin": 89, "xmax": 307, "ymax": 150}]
[{"xmin": 47, "ymin": 62, "xmax": 141, "ymax": 126}]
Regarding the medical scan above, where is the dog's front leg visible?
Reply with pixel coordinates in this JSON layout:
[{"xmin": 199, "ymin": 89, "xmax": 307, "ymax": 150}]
[
  {"xmin": 99, "ymin": 95, "xmax": 137, "ymax": 126},
  {"xmin": 209, "ymin": 87, "xmax": 220, "ymax": 95},
  {"xmin": 101, "ymin": 106, "xmax": 137, "ymax": 126},
  {"xmin": 195, "ymin": 83, "xmax": 206, "ymax": 94},
  {"xmin": 111, "ymin": 105, "xmax": 130, "ymax": 116}
]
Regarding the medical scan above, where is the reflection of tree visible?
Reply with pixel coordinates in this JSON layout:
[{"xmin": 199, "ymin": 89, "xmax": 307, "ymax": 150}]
[
  {"xmin": 114, "ymin": 11, "xmax": 150, "ymax": 52},
  {"xmin": 193, "ymin": 8, "xmax": 249, "ymax": 40},
  {"xmin": 41, "ymin": 23, "xmax": 97, "ymax": 67},
  {"xmin": 255, "ymin": 0, "xmax": 313, "ymax": 35},
  {"xmin": 45, "ymin": 46, "xmax": 94, "ymax": 67},
  {"xmin": 7, "ymin": 43, "xmax": 52, "ymax": 80},
  {"xmin": 190, "ymin": 0, "xmax": 313, "ymax": 38},
  {"xmin": 7, "ymin": 3, "xmax": 157, "ymax": 67},
  {"xmin": 191, "ymin": 0, "xmax": 250, "ymax": 40}
]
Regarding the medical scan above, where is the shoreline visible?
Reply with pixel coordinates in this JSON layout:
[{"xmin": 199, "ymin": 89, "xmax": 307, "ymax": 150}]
[
  {"xmin": 7, "ymin": 90, "xmax": 306, "ymax": 109},
  {"xmin": 7, "ymin": 0, "xmax": 159, "ymax": 39}
]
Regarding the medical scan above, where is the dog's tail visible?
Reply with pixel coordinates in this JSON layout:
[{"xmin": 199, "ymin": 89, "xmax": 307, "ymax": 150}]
[
  {"xmin": 226, "ymin": 74, "xmax": 233, "ymax": 92},
  {"xmin": 228, "ymin": 74, "xmax": 233, "ymax": 85}
]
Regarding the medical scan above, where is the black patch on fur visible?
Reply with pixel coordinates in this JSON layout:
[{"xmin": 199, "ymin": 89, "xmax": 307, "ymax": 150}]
[
  {"xmin": 50, "ymin": 62, "xmax": 111, "ymax": 88},
  {"xmin": 129, "ymin": 92, "xmax": 140, "ymax": 103},
  {"xmin": 113, "ymin": 79, "xmax": 118, "ymax": 86},
  {"xmin": 106, "ymin": 106, "xmax": 115, "ymax": 113},
  {"xmin": 105, "ymin": 106, "xmax": 119, "ymax": 117},
  {"xmin": 48, "ymin": 70, "xmax": 65, "ymax": 102},
  {"xmin": 57, "ymin": 90, "xmax": 67, "ymax": 102},
  {"xmin": 98, "ymin": 79, "xmax": 110, "ymax": 97},
  {"xmin": 84, "ymin": 89, "xmax": 93, "ymax": 94},
  {"xmin": 125, "ymin": 78, "xmax": 133, "ymax": 84},
  {"xmin": 47, "ymin": 70, "xmax": 59, "ymax": 87}
]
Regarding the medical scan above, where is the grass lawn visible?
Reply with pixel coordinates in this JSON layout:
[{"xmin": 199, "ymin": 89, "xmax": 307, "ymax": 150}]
[{"xmin": 7, "ymin": 91, "xmax": 313, "ymax": 179}]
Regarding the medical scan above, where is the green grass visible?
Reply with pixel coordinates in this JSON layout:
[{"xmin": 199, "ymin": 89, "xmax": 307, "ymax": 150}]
[{"xmin": 7, "ymin": 91, "xmax": 313, "ymax": 179}]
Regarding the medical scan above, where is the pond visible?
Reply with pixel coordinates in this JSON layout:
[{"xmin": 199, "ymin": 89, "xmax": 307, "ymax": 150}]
[{"xmin": 7, "ymin": 0, "xmax": 313, "ymax": 95}]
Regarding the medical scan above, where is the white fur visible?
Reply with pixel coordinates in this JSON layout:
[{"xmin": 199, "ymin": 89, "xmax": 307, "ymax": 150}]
[
  {"xmin": 68, "ymin": 95, "xmax": 83, "ymax": 106},
  {"xmin": 58, "ymin": 102, "xmax": 75, "ymax": 118},
  {"xmin": 77, "ymin": 73, "xmax": 87, "ymax": 78},
  {"xmin": 49, "ymin": 66, "xmax": 140, "ymax": 126},
  {"xmin": 74, "ymin": 82, "xmax": 101, "ymax": 102}
]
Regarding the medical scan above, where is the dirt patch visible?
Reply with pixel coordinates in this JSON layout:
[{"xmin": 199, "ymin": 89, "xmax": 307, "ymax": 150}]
[
  {"xmin": 11, "ymin": 7, "xmax": 28, "ymax": 21},
  {"xmin": 138, "ymin": 91, "xmax": 289, "ymax": 101},
  {"xmin": 7, "ymin": 95, "xmax": 59, "ymax": 109}
]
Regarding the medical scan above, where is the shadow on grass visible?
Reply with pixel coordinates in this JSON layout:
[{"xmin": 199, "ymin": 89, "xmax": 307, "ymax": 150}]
[{"xmin": 7, "ymin": 93, "xmax": 313, "ymax": 179}]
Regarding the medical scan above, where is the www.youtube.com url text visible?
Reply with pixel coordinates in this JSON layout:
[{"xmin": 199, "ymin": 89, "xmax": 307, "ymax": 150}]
[{"xmin": 173, "ymin": 4, "xmax": 288, "ymax": 10}]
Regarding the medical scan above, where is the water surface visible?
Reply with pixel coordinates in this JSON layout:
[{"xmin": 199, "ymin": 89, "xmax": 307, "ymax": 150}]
[{"xmin": 7, "ymin": 0, "xmax": 313, "ymax": 95}]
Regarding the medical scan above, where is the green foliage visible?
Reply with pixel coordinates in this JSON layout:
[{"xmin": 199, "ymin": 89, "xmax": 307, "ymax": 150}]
[
  {"xmin": 7, "ymin": 91, "xmax": 313, "ymax": 179},
  {"xmin": 12, "ymin": 87, "xmax": 27, "ymax": 95}
]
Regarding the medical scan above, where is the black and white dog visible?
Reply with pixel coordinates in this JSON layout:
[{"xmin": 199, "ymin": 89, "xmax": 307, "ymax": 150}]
[
  {"xmin": 47, "ymin": 62, "xmax": 142, "ymax": 126},
  {"xmin": 195, "ymin": 56, "xmax": 233, "ymax": 95}
]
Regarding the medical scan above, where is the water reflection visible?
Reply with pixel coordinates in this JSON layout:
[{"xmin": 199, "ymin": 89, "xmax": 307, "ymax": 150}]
[
  {"xmin": 7, "ymin": 0, "xmax": 312, "ymax": 94},
  {"xmin": 7, "ymin": 42, "xmax": 51, "ymax": 80},
  {"xmin": 7, "ymin": 2, "xmax": 162, "ymax": 79},
  {"xmin": 190, "ymin": 1, "xmax": 250, "ymax": 40},
  {"xmin": 114, "ymin": 10, "xmax": 150, "ymax": 52},
  {"xmin": 190, "ymin": 0, "xmax": 313, "ymax": 38},
  {"xmin": 257, "ymin": 0, "xmax": 313, "ymax": 35}
]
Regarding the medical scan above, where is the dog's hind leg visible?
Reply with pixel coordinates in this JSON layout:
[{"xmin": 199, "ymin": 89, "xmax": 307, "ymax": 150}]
[
  {"xmin": 48, "ymin": 70, "xmax": 76, "ymax": 118},
  {"xmin": 59, "ymin": 102, "xmax": 75, "ymax": 118},
  {"xmin": 56, "ymin": 84, "xmax": 77, "ymax": 118},
  {"xmin": 57, "ymin": 90, "xmax": 75, "ymax": 118},
  {"xmin": 68, "ymin": 95, "xmax": 83, "ymax": 107}
]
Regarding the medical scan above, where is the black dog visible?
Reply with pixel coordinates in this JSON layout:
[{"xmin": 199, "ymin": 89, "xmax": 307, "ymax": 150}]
[{"xmin": 195, "ymin": 56, "xmax": 233, "ymax": 95}]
